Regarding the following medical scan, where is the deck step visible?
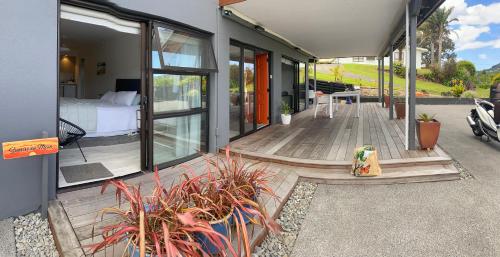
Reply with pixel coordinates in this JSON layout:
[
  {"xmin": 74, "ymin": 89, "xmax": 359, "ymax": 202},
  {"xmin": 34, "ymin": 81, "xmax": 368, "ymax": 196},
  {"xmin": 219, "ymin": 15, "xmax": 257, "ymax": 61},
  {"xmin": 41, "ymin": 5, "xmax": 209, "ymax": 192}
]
[
  {"xmin": 295, "ymin": 164, "xmax": 461, "ymax": 185},
  {"xmin": 226, "ymin": 148, "xmax": 453, "ymax": 170}
]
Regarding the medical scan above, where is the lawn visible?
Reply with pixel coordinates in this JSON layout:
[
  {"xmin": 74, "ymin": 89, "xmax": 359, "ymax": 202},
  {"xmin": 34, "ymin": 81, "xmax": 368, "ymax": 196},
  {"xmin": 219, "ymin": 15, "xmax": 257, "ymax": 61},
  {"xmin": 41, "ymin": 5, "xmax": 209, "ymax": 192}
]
[{"xmin": 312, "ymin": 63, "xmax": 489, "ymax": 98}]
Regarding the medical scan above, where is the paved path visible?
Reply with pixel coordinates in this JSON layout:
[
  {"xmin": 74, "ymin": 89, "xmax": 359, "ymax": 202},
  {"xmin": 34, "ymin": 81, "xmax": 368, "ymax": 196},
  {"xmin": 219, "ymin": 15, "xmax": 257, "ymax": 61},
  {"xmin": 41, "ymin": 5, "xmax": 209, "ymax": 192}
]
[
  {"xmin": 0, "ymin": 218, "xmax": 16, "ymax": 256},
  {"xmin": 291, "ymin": 105, "xmax": 500, "ymax": 257}
]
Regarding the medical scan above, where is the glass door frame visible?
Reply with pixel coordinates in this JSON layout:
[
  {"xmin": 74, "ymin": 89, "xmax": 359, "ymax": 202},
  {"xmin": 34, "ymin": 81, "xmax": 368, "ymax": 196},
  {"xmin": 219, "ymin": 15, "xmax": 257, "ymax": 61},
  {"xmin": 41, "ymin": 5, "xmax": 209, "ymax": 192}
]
[
  {"xmin": 57, "ymin": 2, "xmax": 149, "ymax": 189},
  {"xmin": 145, "ymin": 22, "xmax": 212, "ymax": 170},
  {"xmin": 56, "ymin": 1, "xmax": 217, "ymax": 190},
  {"xmin": 282, "ymin": 55, "xmax": 306, "ymax": 113},
  {"xmin": 229, "ymin": 40, "xmax": 272, "ymax": 141}
]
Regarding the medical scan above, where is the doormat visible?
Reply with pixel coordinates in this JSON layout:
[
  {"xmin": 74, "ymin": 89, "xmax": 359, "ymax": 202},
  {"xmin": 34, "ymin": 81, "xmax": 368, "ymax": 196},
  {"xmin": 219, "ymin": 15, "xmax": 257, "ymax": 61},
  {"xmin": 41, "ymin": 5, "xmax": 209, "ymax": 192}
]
[{"xmin": 60, "ymin": 163, "xmax": 113, "ymax": 183}]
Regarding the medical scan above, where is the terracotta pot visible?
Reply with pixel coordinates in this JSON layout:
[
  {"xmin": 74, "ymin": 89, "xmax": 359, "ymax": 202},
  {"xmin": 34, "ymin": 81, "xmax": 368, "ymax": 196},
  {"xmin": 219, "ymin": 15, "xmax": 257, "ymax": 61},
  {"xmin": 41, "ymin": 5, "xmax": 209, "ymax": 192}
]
[
  {"xmin": 383, "ymin": 95, "xmax": 390, "ymax": 108},
  {"xmin": 395, "ymin": 102, "xmax": 405, "ymax": 119},
  {"xmin": 416, "ymin": 119, "xmax": 441, "ymax": 150}
]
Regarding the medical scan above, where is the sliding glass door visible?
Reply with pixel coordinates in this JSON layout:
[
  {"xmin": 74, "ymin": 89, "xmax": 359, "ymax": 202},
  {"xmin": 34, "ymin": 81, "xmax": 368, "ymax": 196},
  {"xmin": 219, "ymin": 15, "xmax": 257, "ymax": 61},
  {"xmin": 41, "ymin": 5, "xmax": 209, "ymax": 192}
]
[
  {"xmin": 298, "ymin": 62, "xmax": 307, "ymax": 111},
  {"xmin": 281, "ymin": 58, "xmax": 306, "ymax": 113},
  {"xmin": 229, "ymin": 41, "xmax": 270, "ymax": 141},
  {"xmin": 149, "ymin": 23, "xmax": 215, "ymax": 169},
  {"xmin": 243, "ymin": 49, "xmax": 256, "ymax": 134},
  {"xmin": 229, "ymin": 45, "xmax": 242, "ymax": 139}
]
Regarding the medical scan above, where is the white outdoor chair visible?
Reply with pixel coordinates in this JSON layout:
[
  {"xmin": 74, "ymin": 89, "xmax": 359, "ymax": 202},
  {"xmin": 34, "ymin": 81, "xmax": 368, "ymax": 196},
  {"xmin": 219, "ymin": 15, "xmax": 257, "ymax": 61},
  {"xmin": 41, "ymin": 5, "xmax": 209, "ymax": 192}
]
[
  {"xmin": 314, "ymin": 92, "xmax": 330, "ymax": 118},
  {"xmin": 308, "ymin": 89, "xmax": 315, "ymax": 105}
]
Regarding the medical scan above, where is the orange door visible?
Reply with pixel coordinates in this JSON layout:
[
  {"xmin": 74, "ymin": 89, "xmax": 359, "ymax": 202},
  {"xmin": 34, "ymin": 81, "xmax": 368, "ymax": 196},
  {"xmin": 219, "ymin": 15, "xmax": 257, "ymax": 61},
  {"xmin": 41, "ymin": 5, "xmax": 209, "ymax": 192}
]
[{"xmin": 256, "ymin": 53, "xmax": 269, "ymax": 125}]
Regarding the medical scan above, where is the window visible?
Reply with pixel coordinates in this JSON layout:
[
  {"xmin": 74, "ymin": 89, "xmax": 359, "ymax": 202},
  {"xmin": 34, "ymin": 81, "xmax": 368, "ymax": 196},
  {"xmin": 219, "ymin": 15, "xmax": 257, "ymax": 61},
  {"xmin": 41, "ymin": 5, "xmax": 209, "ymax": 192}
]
[
  {"xmin": 151, "ymin": 23, "xmax": 212, "ymax": 167},
  {"xmin": 152, "ymin": 26, "xmax": 217, "ymax": 71},
  {"xmin": 352, "ymin": 57, "xmax": 364, "ymax": 62},
  {"xmin": 366, "ymin": 56, "xmax": 376, "ymax": 61}
]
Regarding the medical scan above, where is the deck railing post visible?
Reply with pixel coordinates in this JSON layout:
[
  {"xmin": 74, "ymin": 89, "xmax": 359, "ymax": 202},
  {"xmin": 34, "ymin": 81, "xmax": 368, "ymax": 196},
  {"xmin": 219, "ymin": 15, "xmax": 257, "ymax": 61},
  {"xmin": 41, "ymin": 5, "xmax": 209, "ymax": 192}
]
[
  {"xmin": 389, "ymin": 45, "xmax": 394, "ymax": 120},
  {"xmin": 314, "ymin": 60, "xmax": 317, "ymax": 105},
  {"xmin": 405, "ymin": 0, "xmax": 418, "ymax": 150},
  {"xmin": 378, "ymin": 59, "xmax": 381, "ymax": 104},
  {"xmin": 381, "ymin": 57, "xmax": 385, "ymax": 107}
]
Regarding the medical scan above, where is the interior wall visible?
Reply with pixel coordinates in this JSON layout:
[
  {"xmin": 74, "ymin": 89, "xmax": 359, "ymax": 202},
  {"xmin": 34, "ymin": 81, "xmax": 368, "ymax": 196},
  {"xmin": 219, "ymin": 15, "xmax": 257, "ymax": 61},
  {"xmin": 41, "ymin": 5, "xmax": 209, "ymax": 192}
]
[
  {"xmin": 64, "ymin": 33, "xmax": 141, "ymax": 99},
  {"xmin": 60, "ymin": 56, "xmax": 76, "ymax": 82}
]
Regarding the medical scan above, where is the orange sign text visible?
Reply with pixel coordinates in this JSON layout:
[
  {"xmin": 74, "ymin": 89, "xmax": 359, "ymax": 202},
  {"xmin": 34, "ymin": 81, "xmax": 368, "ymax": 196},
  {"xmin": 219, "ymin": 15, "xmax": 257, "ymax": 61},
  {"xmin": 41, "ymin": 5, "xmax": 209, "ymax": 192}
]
[{"xmin": 2, "ymin": 138, "xmax": 59, "ymax": 160}]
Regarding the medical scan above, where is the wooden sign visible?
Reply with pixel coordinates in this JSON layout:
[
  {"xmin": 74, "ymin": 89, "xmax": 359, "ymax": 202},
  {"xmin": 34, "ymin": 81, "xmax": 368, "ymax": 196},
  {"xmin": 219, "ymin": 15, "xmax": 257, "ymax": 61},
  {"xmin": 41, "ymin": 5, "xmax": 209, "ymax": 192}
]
[
  {"xmin": 2, "ymin": 138, "xmax": 59, "ymax": 160},
  {"xmin": 219, "ymin": 0, "xmax": 245, "ymax": 7}
]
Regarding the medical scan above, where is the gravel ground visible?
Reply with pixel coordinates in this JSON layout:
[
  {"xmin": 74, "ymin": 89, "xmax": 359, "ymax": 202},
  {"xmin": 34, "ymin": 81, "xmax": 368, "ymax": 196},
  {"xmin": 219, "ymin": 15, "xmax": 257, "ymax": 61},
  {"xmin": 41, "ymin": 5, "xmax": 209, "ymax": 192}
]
[
  {"xmin": 14, "ymin": 213, "xmax": 59, "ymax": 257},
  {"xmin": 453, "ymin": 159, "xmax": 474, "ymax": 180},
  {"xmin": 253, "ymin": 182, "xmax": 317, "ymax": 257}
]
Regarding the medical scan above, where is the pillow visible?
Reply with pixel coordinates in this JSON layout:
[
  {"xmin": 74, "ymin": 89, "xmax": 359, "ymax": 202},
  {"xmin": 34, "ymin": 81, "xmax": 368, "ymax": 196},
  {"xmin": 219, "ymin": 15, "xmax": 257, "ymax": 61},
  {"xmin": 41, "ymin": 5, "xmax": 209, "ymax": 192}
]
[
  {"xmin": 132, "ymin": 94, "xmax": 141, "ymax": 106},
  {"xmin": 114, "ymin": 91, "xmax": 137, "ymax": 106},
  {"xmin": 100, "ymin": 91, "xmax": 116, "ymax": 103}
]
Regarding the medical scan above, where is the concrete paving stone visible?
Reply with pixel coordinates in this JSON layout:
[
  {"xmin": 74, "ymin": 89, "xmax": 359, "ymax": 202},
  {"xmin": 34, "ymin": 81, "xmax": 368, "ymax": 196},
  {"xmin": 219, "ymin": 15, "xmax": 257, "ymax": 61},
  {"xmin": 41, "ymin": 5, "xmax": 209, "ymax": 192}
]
[
  {"xmin": 291, "ymin": 105, "xmax": 500, "ymax": 257},
  {"xmin": 0, "ymin": 218, "xmax": 16, "ymax": 257}
]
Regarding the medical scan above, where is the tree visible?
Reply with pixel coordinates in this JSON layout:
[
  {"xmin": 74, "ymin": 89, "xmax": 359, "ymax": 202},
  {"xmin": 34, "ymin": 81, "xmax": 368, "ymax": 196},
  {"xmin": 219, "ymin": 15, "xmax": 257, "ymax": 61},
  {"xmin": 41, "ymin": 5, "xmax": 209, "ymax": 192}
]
[
  {"xmin": 457, "ymin": 60, "xmax": 476, "ymax": 76},
  {"xmin": 423, "ymin": 7, "xmax": 458, "ymax": 67}
]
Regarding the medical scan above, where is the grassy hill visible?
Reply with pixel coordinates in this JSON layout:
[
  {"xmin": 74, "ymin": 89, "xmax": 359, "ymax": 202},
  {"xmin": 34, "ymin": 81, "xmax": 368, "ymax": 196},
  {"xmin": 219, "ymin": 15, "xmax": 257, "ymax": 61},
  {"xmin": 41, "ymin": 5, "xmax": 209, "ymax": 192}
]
[{"xmin": 313, "ymin": 63, "xmax": 489, "ymax": 97}]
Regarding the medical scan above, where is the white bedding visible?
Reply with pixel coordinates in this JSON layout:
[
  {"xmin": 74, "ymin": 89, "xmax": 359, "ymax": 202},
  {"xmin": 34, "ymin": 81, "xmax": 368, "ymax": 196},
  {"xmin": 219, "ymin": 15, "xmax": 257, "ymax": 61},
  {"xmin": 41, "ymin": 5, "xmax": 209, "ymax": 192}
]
[{"xmin": 60, "ymin": 97, "xmax": 139, "ymax": 137}]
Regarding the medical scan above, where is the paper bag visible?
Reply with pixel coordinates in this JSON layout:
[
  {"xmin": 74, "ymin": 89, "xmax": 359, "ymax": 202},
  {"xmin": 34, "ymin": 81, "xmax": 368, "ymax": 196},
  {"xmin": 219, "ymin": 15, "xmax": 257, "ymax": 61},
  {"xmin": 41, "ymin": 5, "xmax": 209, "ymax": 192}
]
[{"xmin": 352, "ymin": 145, "xmax": 382, "ymax": 177}]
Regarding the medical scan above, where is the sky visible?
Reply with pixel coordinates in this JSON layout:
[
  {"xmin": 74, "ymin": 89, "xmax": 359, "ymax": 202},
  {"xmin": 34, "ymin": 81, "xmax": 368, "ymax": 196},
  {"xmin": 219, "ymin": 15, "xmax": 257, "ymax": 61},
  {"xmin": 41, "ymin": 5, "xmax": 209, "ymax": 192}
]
[{"xmin": 441, "ymin": 0, "xmax": 500, "ymax": 70}]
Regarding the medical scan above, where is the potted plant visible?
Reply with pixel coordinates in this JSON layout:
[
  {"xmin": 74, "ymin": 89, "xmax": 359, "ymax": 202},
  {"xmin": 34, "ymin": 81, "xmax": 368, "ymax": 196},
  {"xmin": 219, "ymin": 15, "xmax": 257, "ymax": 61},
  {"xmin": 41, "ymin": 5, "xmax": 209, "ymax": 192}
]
[
  {"xmin": 178, "ymin": 170, "xmax": 235, "ymax": 255},
  {"xmin": 190, "ymin": 149, "xmax": 281, "ymax": 257},
  {"xmin": 216, "ymin": 147, "xmax": 280, "ymax": 226},
  {"xmin": 383, "ymin": 90, "xmax": 390, "ymax": 108},
  {"xmin": 395, "ymin": 98, "xmax": 405, "ymax": 119},
  {"xmin": 281, "ymin": 102, "xmax": 292, "ymax": 125},
  {"xmin": 416, "ymin": 113, "xmax": 441, "ymax": 150},
  {"xmin": 87, "ymin": 168, "xmax": 236, "ymax": 257}
]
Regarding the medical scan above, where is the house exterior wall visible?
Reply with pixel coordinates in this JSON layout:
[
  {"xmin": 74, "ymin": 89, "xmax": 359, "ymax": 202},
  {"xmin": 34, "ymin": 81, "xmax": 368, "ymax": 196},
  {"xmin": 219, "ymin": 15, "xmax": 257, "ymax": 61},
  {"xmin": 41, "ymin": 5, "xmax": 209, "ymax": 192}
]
[
  {"xmin": 0, "ymin": 0, "xmax": 310, "ymax": 218},
  {"xmin": 0, "ymin": 0, "xmax": 58, "ymax": 218}
]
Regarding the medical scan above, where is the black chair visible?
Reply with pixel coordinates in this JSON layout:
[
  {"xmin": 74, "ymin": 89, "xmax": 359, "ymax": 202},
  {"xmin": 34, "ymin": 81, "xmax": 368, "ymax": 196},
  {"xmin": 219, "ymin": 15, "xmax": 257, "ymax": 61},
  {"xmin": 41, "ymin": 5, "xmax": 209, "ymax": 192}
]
[{"xmin": 59, "ymin": 118, "xmax": 87, "ymax": 162}]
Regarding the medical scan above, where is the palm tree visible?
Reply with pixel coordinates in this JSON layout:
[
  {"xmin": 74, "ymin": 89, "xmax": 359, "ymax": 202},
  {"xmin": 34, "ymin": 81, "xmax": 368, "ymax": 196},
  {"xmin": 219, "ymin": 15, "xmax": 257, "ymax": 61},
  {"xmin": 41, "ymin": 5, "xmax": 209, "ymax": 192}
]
[
  {"xmin": 418, "ymin": 22, "xmax": 436, "ymax": 66},
  {"xmin": 424, "ymin": 7, "xmax": 458, "ymax": 67}
]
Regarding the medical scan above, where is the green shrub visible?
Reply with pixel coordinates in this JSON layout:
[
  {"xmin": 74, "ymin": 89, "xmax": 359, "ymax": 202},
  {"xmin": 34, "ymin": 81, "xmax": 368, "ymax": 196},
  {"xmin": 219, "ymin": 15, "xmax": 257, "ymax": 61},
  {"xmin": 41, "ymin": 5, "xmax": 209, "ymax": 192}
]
[
  {"xmin": 492, "ymin": 73, "xmax": 500, "ymax": 86},
  {"xmin": 456, "ymin": 60, "xmax": 476, "ymax": 77},
  {"xmin": 394, "ymin": 62, "xmax": 406, "ymax": 78},
  {"xmin": 461, "ymin": 90, "xmax": 477, "ymax": 98},
  {"xmin": 476, "ymin": 71, "xmax": 493, "ymax": 89},
  {"xmin": 428, "ymin": 65, "xmax": 444, "ymax": 83},
  {"xmin": 442, "ymin": 59, "xmax": 458, "ymax": 84},
  {"xmin": 449, "ymin": 79, "xmax": 465, "ymax": 97}
]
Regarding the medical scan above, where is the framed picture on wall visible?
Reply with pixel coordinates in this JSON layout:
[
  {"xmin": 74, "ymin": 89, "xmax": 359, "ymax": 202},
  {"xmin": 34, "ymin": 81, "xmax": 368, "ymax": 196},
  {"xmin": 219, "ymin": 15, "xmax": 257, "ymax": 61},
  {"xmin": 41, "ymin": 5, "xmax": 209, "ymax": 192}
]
[{"xmin": 97, "ymin": 62, "xmax": 106, "ymax": 75}]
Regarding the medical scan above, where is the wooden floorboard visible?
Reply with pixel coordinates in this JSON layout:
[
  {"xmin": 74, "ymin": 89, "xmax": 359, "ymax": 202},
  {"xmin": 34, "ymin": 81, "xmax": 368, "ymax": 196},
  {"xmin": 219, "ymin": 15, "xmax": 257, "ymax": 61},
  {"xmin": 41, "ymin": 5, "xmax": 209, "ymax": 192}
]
[
  {"xmin": 326, "ymin": 105, "xmax": 354, "ymax": 160},
  {"xmin": 56, "ymin": 156, "xmax": 299, "ymax": 256},
  {"xmin": 229, "ymin": 103, "xmax": 443, "ymax": 163}
]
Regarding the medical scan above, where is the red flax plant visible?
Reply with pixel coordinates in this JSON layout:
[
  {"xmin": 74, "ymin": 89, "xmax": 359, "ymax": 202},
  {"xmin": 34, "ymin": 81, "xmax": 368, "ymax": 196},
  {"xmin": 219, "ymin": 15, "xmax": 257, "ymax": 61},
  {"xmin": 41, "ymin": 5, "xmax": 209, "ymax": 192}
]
[
  {"xmin": 87, "ymin": 167, "xmax": 238, "ymax": 257},
  {"xmin": 182, "ymin": 147, "xmax": 282, "ymax": 257}
]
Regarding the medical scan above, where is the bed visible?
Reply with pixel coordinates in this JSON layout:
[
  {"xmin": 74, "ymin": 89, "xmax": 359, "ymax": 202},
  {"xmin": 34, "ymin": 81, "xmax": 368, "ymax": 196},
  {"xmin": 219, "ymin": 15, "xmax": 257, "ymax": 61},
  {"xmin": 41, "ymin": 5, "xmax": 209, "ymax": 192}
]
[{"xmin": 59, "ymin": 79, "xmax": 141, "ymax": 137}]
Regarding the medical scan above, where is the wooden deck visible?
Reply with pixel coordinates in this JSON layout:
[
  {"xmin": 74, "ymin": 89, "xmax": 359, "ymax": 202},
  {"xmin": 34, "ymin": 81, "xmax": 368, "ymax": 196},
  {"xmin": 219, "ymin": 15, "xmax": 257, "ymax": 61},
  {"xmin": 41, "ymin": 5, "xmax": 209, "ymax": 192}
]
[
  {"xmin": 50, "ymin": 156, "xmax": 299, "ymax": 257},
  {"xmin": 49, "ymin": 103, "xmax": 461, "ymax": 257},
  {"xmin": 229, "ymin": 103, "xmax": 452, "ymax": 168}
]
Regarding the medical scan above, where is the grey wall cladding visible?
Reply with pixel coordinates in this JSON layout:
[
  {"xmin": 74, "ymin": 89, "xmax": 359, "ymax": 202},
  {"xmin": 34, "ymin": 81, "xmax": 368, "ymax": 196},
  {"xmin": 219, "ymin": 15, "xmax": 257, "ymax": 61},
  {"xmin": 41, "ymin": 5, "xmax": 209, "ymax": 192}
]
[
  {"xmin": 0, "ymin": 0, "xmax": 310, "ymax": 218},
  {"xmin": 0, "ymin": 0, "xmax": 58, "ymax": 218}
]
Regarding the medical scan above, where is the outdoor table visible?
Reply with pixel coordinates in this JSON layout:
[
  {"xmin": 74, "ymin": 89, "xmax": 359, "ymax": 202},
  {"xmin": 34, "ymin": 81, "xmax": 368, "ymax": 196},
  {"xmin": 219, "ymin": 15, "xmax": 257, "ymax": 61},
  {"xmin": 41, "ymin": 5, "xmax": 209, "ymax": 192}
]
[{"xmin": 329, "ymin": 90, "xmax": 361, "ymax": 118}]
